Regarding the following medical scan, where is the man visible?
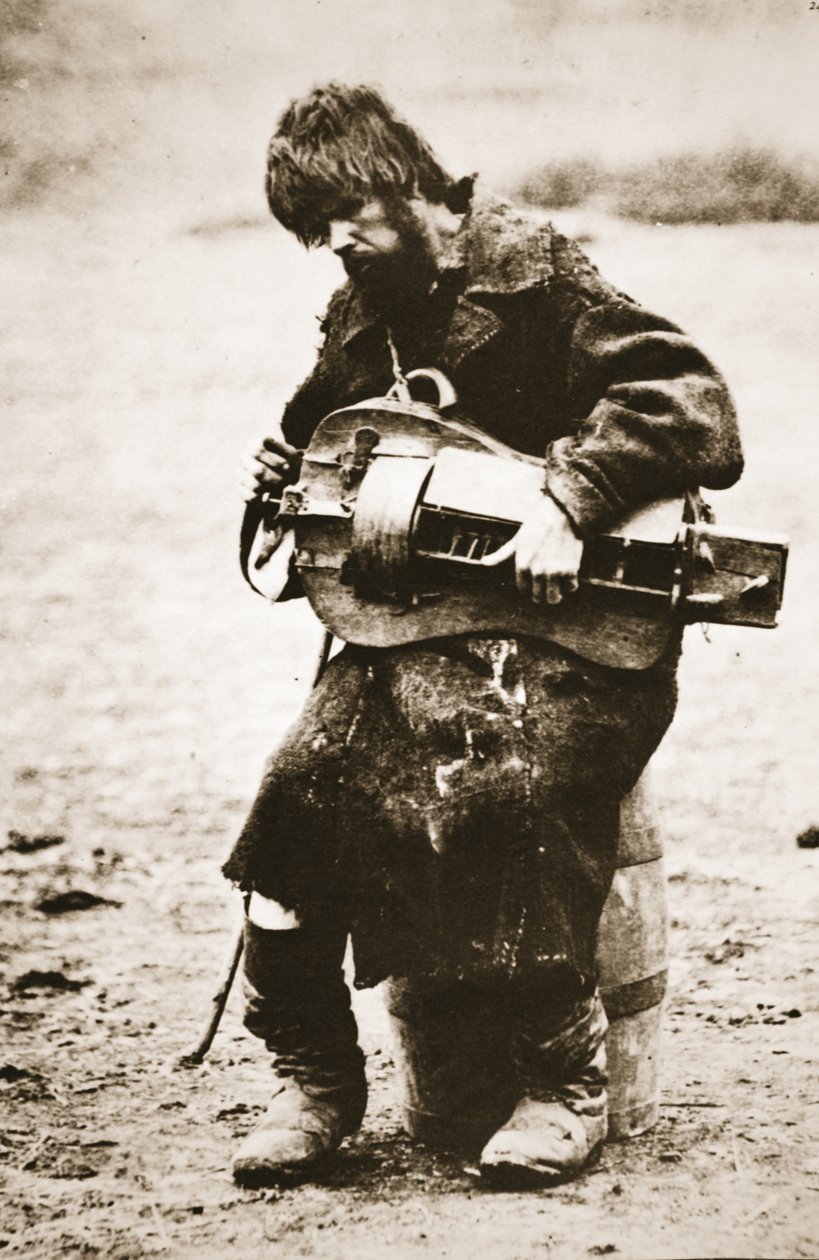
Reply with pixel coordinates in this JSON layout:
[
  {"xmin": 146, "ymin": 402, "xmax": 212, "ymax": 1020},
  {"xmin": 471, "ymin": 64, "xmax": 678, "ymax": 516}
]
[{"xmin": 223, "ymin": 82, "xmax": 742, "ymax": 1189}]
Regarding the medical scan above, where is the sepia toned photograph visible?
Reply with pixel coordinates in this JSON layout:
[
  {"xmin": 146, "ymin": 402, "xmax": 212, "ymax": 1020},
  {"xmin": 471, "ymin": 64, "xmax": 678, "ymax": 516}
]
[{"xmin": 1, "ymin": 1, "xmax": 816, "ymax": 1256}]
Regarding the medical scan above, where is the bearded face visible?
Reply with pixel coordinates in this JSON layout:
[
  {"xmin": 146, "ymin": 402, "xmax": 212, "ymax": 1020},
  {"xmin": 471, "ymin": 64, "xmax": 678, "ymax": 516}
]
[{"xmin": 324, "ymin": 197, "xmax": 440, "ymax": 320}]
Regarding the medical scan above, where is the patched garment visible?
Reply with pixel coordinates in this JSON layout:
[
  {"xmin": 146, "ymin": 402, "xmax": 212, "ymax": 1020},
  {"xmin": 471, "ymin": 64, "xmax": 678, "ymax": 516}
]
[
  {"xmin": 224, "ymin": 188, "xmax": 740, "ymax": 991},
  {"xmin": 223, "ymin": 635, "xmax": 678, "ymax": 989}
]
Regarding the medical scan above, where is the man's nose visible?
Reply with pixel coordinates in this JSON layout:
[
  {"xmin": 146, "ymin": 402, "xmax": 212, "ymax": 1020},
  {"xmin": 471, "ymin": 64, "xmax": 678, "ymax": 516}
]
[{"xmin": 327, "ymin": 220, "xmax": 356, "ymax": 254}]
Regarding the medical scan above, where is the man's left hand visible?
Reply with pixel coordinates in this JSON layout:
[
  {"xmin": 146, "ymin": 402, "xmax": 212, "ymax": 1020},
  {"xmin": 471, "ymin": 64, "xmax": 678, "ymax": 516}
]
[{"xmin": 481, "ymin": 494, "xmax": 583, "ymax": 605}]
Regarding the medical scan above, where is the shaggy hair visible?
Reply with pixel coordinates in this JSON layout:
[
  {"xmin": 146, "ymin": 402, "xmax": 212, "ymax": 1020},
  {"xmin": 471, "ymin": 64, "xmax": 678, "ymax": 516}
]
[{"xmin": 265, "ymin": 82, "xmax": 469, "ymax": 246}]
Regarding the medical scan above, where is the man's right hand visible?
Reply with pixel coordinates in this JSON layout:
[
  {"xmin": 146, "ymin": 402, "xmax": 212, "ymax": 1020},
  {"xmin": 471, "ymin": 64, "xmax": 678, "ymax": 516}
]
[{"xmin": 239, "ymin": 434, "xmax": 301, "ymax": 502}]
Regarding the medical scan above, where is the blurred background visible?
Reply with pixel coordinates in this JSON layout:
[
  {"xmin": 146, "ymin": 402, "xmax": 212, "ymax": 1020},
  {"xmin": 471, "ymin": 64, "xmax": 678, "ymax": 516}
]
[{"xmin": 1, "ymin": 3, "xmax": 817, "ymax": 1255}]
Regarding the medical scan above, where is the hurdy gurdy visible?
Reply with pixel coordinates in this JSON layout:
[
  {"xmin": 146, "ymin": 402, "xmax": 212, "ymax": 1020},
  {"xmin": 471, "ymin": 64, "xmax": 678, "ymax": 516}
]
[{"xmin": 243, "ymin": 370, "xmax": 787, "ymax": 669}]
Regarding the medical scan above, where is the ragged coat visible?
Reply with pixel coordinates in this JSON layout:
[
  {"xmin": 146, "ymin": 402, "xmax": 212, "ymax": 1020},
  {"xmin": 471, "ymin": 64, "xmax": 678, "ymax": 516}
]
[{"xmin": 223, "ymin": 192, "xmax": 743, "ymax": 990}]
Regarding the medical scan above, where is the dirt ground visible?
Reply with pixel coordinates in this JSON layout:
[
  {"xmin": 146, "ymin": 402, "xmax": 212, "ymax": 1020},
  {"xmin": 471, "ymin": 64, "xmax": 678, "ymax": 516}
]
[{"xmin": 1, "ymin": 193, "xmax": 817, "ymax": 1260}]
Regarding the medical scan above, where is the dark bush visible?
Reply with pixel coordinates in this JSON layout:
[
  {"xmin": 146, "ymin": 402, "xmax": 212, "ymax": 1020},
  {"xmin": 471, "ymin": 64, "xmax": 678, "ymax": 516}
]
[
  {"xmin": 517, "ymin": 158, "xmax": 603, "ymax": 210},
  {"xmin": 517, "ymin": 147, "xmax": 819, "ymax": 223},
  {"xmin": 616, "ymin": 148, "xmax": 819, "ymax": 224}
]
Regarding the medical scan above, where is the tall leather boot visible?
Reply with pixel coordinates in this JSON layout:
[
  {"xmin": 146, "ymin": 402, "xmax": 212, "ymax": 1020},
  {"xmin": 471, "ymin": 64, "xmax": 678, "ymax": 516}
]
[
  {"xmin": 232, "ymin": 919, "xmax": 367, "ymax": 1187},
  {"xmin": 480, "ymin": 978, "xmax": 608, "ymax": 1189}
]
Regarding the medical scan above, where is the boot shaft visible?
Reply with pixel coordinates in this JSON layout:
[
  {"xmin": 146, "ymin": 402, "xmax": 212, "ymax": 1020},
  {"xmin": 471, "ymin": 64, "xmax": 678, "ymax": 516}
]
[{"xmin": 241, "ymin": 919, "xmax": 366, "ymax": 1108}]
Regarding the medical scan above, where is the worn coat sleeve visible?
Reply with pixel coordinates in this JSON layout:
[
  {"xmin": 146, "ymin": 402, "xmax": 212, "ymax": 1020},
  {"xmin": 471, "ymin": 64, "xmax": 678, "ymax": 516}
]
[
  {"xmin": 542, "ymin": 299, "xmax": 744, "ymax": 535},
  {"xmin": 279, "ymin": 286, "xmax": 368, "ymax": 450},
  {"xmin": 280, "ymin": 347, "xmax": 337, "ymax": 450}
]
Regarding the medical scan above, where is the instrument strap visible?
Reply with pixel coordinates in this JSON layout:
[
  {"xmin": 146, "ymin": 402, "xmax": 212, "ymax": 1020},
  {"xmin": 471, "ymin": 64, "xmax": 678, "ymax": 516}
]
[{"xmin": 239, "ymin": 497, "xmax": 267, "ymax": 596}]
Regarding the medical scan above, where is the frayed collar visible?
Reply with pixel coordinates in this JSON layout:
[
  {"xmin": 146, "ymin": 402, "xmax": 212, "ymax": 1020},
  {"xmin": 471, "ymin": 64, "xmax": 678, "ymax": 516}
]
[
  {"xmin": 337, "ymin": 190, "xmax": 556, "ymax": 347},
  {"xmin": 439, "ymin": 192, "xmax": 556, "ymax": 296}
]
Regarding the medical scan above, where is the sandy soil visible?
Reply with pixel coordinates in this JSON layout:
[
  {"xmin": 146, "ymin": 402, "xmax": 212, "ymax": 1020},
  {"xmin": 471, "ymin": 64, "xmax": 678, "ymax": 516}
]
[{"xmin": 1, "ymin": 202, "xmax": 817, "ymax": 1258}]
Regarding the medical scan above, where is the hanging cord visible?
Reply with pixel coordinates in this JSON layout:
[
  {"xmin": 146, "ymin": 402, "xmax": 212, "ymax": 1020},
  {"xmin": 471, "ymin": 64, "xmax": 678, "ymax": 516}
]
[{"xmin": 386, "ymin": 326, "xmax": 409, "ymax": 398}]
